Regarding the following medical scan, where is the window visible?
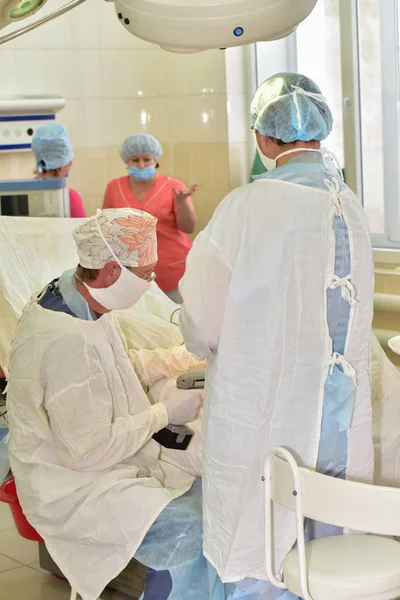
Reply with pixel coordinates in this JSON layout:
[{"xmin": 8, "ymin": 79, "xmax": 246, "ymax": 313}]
[
  {"xmin": 375, "ymin": 0, "xmax": 400, "ymax": 246},
  {"xmin": 256, "ymin": 0, "xmax": 400, "ymax": 249},
  {"xmin": 358, "ymin": 0, "xmax": 385, "ymax": 235},
  {"xmin": 296, "ymin": 0, "xmax": 344, "ymax": 166}
]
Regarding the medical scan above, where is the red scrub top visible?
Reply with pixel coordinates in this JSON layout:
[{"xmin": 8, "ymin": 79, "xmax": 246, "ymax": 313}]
[
  {"xmin": 103, "ymin": 175, "xmax": 193, "ymax": 293},
  {"xmin": 69, "ymin": 188, "xmax": 86, "ymax": 218}
]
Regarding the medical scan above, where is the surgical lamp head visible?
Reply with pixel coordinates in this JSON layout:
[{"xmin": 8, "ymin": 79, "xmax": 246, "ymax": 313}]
[{"xmin": 0, "ymin": 0, "xmax": 318, "ymax": 54}]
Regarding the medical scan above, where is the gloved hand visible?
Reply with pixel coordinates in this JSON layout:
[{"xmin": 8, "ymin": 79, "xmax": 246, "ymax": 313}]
[{"xmin": 159, "ymin": 380, "xmax": 203, "ymax": 425}]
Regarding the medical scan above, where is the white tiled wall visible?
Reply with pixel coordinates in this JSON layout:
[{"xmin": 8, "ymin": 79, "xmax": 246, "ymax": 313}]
[
  {"xmin": 0, "ymin": 0, "xmax": 231, "ymax": 229},
  {"xmin": 224, "ymin": 46, "xmax": 254, "ymax": 188}
]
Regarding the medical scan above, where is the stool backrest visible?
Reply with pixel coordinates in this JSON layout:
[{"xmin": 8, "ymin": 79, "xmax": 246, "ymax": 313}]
[
  {"xmin": 264, "ymin": 447, "xmax": 400, "ymax": 600},
  {"xmin": 266, "ymin": 447, "xmax": 400, "ymax": 536}
]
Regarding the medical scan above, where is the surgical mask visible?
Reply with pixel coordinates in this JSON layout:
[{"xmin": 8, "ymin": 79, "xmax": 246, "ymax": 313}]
[
  {"xmin": 255, "ymin": 138, "xmax": 277, "ymax": 171},
  {"xmin": 128, "ymin": 165, "xmax": 156, "ymax": 182},
  {"xmin": 82, "ymin": 267, "xmax": 151, "ymax": 311}
]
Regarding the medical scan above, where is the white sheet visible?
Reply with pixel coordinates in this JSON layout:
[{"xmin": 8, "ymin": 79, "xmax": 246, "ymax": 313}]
[
  {"xmin": 2, "ymin": 216, "xmax": 400, "ymax": 489},
  {"xmin": 371, "ymin": 333, "xmax": 400, "ymax": 486},
  {"xmin": 0, "ymin": 216, "xmax": 85, "ymax": 370},
  {"xmin": 0, "ymin": 216, "xmax": 182, "ymax": 371}
]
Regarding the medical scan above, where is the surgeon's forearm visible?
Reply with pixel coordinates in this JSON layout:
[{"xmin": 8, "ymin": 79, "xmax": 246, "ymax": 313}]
[
  {"xmin": 130, "ymin": 346, "xmax": 207, "ymax": 387},
  {"xmin": 176, "ymin": 199, "xmax": 197, "ymax": 234},
  {"xmin": 53, "ymin": 403, "xmax": 169, "ymax": 472}
]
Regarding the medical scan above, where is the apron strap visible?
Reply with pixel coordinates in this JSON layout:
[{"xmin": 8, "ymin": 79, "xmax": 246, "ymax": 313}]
[
  {"xmin": 324, "ymin": 177, "xmax": 342, "ymax": 216},
  {"xmin": 328, "ymin": 352, "xmax": 357, "ymax": 386},
  {"xmin": 328, "ymin": 274, "xmax": 358, "ymax": 306}
]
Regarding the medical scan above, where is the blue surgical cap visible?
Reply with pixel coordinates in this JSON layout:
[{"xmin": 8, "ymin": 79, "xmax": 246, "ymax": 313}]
[
  {"xmin": 251, "ymin": 73, "xmax": 333, "ymax": 143},
  {"xmin": 31, "ymin": 122, "xmax": 74, "ymax": 173},
  {"xmin": 120, "ymin": 134, "xmax": 163, "ymax": 163}
]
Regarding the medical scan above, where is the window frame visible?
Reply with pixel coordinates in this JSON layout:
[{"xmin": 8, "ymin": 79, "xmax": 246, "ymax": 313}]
[
  {"xmin": 254, "ymin": 0, "xmax": 400, "ymax": 250},
  {"xmin": 373, "ymin": 0, "xmax": 400, "ymax": 247}
]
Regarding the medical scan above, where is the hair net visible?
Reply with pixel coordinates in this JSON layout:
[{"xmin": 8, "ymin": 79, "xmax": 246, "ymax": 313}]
[
  {"xmin": 120, "ymin": 133, "xmax": 163, "ymax": 163},
  {"xmin": 251, "ymin": 72, "xmax": 333, "ymax": 143},
  {"xmin": 73, "ymin": 208, "xmax": 158, "ymax": 269},
  {"xmin": 31, "ymin": 122, "xmax": 74, "ymax": 173}
]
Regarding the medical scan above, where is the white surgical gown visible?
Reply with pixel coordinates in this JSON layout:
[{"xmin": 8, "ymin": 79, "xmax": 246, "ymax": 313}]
[
  {"xmin": 7, "ymin": 299, "xmax": 196, "ymax": 600},
  {"xmin": 180, "ymin": 153, "xmax": 374, "ymax": 586}
]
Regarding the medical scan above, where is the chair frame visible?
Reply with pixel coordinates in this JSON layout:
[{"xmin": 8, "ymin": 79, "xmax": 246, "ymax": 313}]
[
  {"xmin": 264, "ymin": 445, "xmax": 400, "ymax": 600},
  {"xmin": 264, "ymin": 447, "xmax": 317, "ymax": 600}
]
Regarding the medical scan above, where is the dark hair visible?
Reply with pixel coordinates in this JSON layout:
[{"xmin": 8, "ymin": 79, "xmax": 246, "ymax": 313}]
[
  {"xmin": 34, "ymin": 159, "xmax": 70, "ymax": 177},
  {"xmin": 273, "ymin": 137, "xmax": 319, "ymax": 146},
  {"xmin": 254, "ymin": 129, "xmax": 318, "ymax": 146},
  {"xmin": 34, "ymin": 167, "xmax": 61, "ymax": 177},
  {"xmin": 76, "ymin": 264, "xmax": 100, "ymax": 282}
]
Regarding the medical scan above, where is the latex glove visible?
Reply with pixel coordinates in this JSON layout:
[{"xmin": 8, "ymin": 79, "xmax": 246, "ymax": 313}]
[{"xmin": 160, "ymin": 382, "xmax": 203, "ymax": 425}]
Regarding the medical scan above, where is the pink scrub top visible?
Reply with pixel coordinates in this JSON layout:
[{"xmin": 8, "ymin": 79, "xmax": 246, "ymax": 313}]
[
  {"xmin": 103, "ymin": 175, "xmax": 193, "ymax": 293},
  {"xmin": 69, "ymin": 188, "xmax": 86, "ymax": 218}
]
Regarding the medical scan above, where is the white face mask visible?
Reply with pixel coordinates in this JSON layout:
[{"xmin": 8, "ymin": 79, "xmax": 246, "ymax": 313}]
[
  {"xmin": 83, "ymin": 267, "xmax": 151, "ymax": 311},
  {"xmin": 255, "ymin": 137, "xmax": 277, "ymax": 171},
  {"xmin": 255, "ymin": 135, "xmax": 320, "ymax": 172}
]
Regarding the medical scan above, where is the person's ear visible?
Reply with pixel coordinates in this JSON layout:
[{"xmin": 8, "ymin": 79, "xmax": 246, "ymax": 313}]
[
  {"xmin": 256, "ymin": 132, "xmax": 271, "ymax": 154},
  {"xmin": 57, "ymin": 166, "xmax": 68, "ymax": 178},
  {"xmin": 103, "ymin": 261, "xmax": 120, "ymax": 285}
]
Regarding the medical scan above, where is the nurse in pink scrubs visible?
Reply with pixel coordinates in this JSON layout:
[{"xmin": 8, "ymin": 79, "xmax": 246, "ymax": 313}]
[
  {"xmin": 103, "ymin": 133, "xmax": 197, "ymax": 303},
  {"xmin": 32, "ymin": 123, "xmax": 86, "ymax": 218}
]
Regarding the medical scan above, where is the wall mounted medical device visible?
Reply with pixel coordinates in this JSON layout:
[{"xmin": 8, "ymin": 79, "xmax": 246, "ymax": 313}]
[
  {"xmin": 0, "ymin": 96, "xmax": 65, "ymax": 152},
  {"xmin": 0, "ymin": 0, "xmax": 318, "ymax": 52},
  {"xmin": 0, "ymin": 177, "xmax": 70, "ymax": 217}
]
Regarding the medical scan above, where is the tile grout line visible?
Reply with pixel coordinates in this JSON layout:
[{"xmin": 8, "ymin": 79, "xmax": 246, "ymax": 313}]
[{"xmin": 0, "ymin": 551, "xmax": 27, "ymax": 572}]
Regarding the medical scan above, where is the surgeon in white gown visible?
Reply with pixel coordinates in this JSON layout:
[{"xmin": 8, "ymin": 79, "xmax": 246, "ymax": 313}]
[
  {"xmin": 6, "ymin": 208, "xmax": 214, "ymax": 600},
  {"xmin": 179, "ymin": 73, "xmax": 375, "ymax": 599}
]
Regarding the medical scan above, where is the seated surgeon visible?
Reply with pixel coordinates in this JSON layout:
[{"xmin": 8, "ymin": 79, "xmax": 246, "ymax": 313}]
[{"xmin": 6, "ymin": 208, "xmax": 219, "ymax": 600}]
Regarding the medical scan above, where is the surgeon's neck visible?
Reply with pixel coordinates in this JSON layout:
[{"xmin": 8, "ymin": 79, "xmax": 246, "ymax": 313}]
[
  {"xmin": 74, "ymin": 274, "xmax": 110, "ymax": 315},
  {"xmin": 276, "ymin": 141, "xmax": 321, "ymax": 167}
]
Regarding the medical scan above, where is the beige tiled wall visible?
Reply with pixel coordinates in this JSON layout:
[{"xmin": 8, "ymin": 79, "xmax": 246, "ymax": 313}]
[
  {"xmin": 374, "ymin": 264, "xmax": 400, "ymax": 367},
  {"xmin": 0, "ymin": 0, "xmax": 233, "ymax": 233},
  {"xmin": 70, "ymin": 143, "xmax": 230, "ymax": 234}
]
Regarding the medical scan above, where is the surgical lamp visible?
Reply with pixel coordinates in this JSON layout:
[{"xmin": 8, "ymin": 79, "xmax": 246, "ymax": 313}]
[{"xmin": 0, "ymin": 0, "xmax": 318, "ymax": 52}]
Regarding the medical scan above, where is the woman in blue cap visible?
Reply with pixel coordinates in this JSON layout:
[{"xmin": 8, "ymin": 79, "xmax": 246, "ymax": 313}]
[
  {"xmin": 103, "ymin": 133, "xmax": 197, "ymax": 303},
  {"xmin": 32, "ymin": 122, "xmax": 86, "ymax": 218}
]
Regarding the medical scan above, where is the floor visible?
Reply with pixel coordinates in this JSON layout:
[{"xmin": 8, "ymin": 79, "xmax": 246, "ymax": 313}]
[{"xmin": 0, "ymin": 501, "xmax": 131, "ymax": 599}]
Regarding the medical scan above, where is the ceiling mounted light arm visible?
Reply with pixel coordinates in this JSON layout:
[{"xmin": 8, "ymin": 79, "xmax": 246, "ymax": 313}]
[{"xmin": 0, "ymin": 0, "xmax": 87, "ymax": 45}]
